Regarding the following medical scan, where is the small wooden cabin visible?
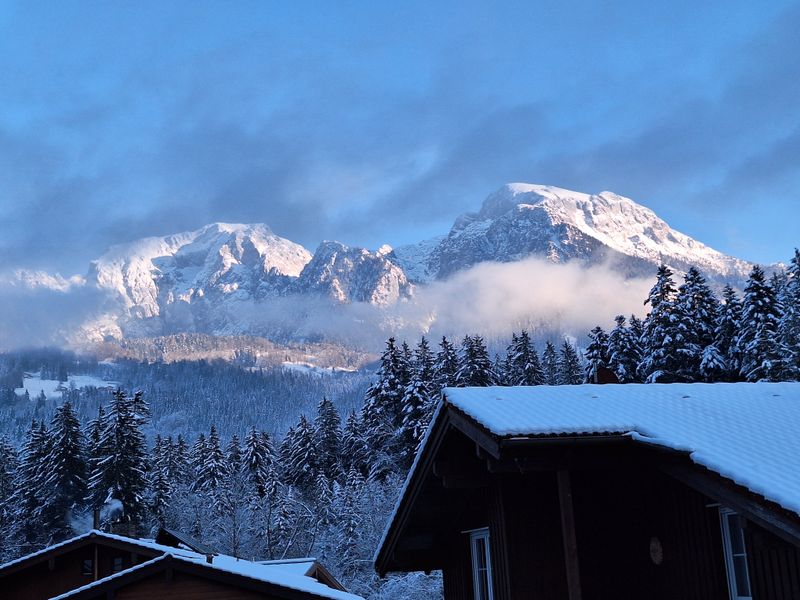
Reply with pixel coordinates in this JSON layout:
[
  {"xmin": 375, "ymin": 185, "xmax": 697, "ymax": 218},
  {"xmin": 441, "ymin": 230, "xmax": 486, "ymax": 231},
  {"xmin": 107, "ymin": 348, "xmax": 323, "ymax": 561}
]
[
  {"xmin": 375, "ymin": 383, "xmax": 800, "ymax": 600},
  {"xmin": 0, "ymin": 528, "xmax": 360, "ymax": 600}
]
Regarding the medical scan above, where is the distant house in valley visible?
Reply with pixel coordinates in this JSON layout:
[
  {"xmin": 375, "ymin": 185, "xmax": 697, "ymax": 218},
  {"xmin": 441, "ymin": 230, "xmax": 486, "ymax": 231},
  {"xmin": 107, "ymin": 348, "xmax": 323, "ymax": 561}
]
[
  {"xmin": 0, "ymin": 527, "xmax": 360, "ymax": 600},
  {"xmin": 375, "ymin": 383, "xmax": 800, "ymax": 600}
]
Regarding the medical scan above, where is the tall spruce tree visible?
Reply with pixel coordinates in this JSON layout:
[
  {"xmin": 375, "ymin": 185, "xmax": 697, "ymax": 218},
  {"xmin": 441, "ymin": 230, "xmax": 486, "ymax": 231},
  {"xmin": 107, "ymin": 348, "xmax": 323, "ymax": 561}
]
[
  {"xmin": 638, "ymin": 265, "xmax": 682, "ymax": 382},
  {"xmin": 41, "ymin": 401, "xmax": 87, "ymax": 540},
  {"xmin": 400, "ymin": 338, "xmax": 437, "ymax": 466},
  {"xmin": 434, "ymin": 337, "xmax": 459, "ymax": 389},
  {"xmin": 715, "ymin": 285, "xmax": 743, "ymax": 381},
  {"xmin": 584, "ymin": 326, "xmax": 610, "ymax": 383},
  {"xmin": 558, "ymin": 341, "xmax": 584, "ymax": 385},
  {"xmin": 737, "ymin": 265, "xmax": 787, "ymax": 381},
  {"xmin": 455, "ymin": 335, "xmax": 495, "ymax": 387},
  {"xmin": 607, "ymin": 315, "xmax": 642, "ymax": 383},
  {"xmin": 13, "ymin": 421, "xmax": 51, "ymax": 551},
  {"xmin": 86, "ymin": 390, "xmax": 148, "ymax": 527},
  {"xmin": 314, "ymin": 398, "xmax": 342, "ymax": 482},
  {"xmin": 673, "ymin": 267, "xmax": 719, "ymax": 380},
  {"xmin": 505, "ymin": 331, "xmax": 545, "ymax": 386},
  {"xmin": 542, "ymin": 341, "xmax": 559, "ymax": 385},
  {"xmin": 778, "ymin": 250, "xmax": 800, "ymax": 377}
]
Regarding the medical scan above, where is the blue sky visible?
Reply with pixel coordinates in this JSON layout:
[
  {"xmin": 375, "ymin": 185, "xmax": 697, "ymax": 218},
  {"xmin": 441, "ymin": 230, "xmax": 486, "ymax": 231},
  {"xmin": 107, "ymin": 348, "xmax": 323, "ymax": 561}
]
[{"xmin": 0, "ymin": 0, "xmax": 798, "ymax": 272}]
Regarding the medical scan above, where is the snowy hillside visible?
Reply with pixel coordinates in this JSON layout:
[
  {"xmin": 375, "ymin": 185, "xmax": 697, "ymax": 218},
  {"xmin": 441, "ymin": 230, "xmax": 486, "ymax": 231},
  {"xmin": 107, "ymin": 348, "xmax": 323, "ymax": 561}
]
[{"xmin": 393, "ymin": 183, "xmax": 754, "ymax": 283}]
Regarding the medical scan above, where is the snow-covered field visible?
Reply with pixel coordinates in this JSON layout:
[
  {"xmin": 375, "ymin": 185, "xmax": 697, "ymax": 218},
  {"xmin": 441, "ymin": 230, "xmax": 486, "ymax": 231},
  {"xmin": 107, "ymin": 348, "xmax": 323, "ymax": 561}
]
[{"xmin": 15, "ymin": 372, "xmax": 118, "ymax": 400}]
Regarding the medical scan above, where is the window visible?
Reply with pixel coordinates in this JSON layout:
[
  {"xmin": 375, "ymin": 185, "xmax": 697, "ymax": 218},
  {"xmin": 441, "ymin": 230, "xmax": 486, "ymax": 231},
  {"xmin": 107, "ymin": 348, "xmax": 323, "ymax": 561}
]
[
  {"xmin": 112, "ymin": 557, "xmax": 124, "ymax": 573},
  {"xmin": 720, "ymin": 509, "xmax": 752, "ymax": 600},
  {"xmin": 81, "ymin": 559, "xmax": 93, "ymax": 576},
  {"xmin": 469, "ymin": 528, "xmax": 494, "ymax": 600}
]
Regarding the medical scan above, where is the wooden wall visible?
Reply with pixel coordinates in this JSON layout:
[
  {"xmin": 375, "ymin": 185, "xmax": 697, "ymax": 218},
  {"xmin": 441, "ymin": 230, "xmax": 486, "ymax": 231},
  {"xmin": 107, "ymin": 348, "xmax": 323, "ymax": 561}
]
[
  {"xmin": 747, "ymin": 523, "xmax": 800, "ymax": 599},
  {"xmin": 3, "ymin": 543, "xmax": 155, "ymax": 600}
]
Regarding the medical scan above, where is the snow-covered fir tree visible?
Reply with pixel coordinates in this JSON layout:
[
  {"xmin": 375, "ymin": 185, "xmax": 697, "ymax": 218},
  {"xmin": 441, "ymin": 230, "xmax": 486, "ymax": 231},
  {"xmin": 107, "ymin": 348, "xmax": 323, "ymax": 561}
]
[
  {"xmin": 673, "ymin": 267, "xmax": 719, "ymax": 380},
  {"xmin": 434, "ymin": 336, "xmax": 459, "ymax": 389},
  {"xmin": 400, "ymin": 338, "xmax": 437, "ymax": 466},
  {"xmin": 607, "ymin": 315, "xmax": 642, "ymax": 383},
  {"xmin": 542, "ymin": 341, "xmax": 559, "ymax": 385},
  {"xmin": 638, "ymin": 264, "xmax": 682, "ymax": 382},
  {"xmin": 584, "ymin": 326, "xmax": 610, "ymax": 383},
  {"xmin": 86, "ymin": 390, "xmax": 148, "ymax": 528},
  {"xmin": 314, "ymin": 398, "xmax": 342, "ymax": 482},
  {"xmin": 40, "ymin": 401, "xmax": 87, "ymax": 541},
  {"xmin": 715, "ymin": 285, "xmax": 743, "ymax": 380},
  {"xmin": 455, "ymin": 335, "xmax": 495, "ymax": 387},
  {"xmin": 738, "ymin": 265, "xmax": 789, "ymax": 381},
  {"xmin": 778, "ymin": 249, "xmax": 800, "ymax": 377},
  {"xmin": 558, "ymin": 340, "xmax": 584, "ymax": 385},
  {"xmin": 505, "ymin": 330, "xmax": 545, "ymax": 386}
]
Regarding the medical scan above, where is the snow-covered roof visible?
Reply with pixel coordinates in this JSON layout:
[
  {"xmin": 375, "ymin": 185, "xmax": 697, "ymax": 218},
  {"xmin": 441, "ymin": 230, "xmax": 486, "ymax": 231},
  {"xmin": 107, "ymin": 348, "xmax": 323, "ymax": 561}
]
[
  {"xmin": 257, "ymin": 557, "xmax": 318, "ymax": 576},
  {"xmin": 444, "ymin": 383, "xmax": 800, "ymax": 516},
  {"xmin": 0, "ymin": 529, "xmax": 362, "ymax": 600}
]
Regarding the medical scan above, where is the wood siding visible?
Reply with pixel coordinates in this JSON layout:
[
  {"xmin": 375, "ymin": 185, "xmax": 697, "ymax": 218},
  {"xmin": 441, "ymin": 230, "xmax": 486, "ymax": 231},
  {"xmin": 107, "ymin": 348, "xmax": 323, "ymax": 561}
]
[
  {"xmin": 747, "ymin": 524, "xmax": 800, "ymax": 599},
  {"xmin": 571, "ymin": 466, "xmax": 729, "ymax": 600},
  {"xmin": 3, "ymin": 543, "xmax": 154, "ymax": 600},
  {"xmin": 114, "ymin": 571, "xmax": 275, "ymax": 600}
]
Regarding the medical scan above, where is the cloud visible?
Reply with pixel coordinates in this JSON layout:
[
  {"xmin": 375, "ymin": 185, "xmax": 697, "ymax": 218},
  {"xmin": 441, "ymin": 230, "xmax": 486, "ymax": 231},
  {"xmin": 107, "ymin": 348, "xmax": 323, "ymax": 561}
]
[
  {"xmin": 0, "ymin": 276, "xmax": 107, "ymax": 349},
  {"xmin": 219, "ymin": 257, "xmax": 653, "ymax": 350}
]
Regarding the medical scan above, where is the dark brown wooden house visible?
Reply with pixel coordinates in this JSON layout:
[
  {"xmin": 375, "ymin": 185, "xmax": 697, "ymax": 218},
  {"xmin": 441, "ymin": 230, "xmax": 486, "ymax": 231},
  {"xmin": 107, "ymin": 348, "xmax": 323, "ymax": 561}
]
[
  {"xmin": 0, "ymin": 528, "xmax": 360, "ymax": 600},
  {"xmin": 375, "ymin": 383, "xmax": 800, "ymax": 600}
]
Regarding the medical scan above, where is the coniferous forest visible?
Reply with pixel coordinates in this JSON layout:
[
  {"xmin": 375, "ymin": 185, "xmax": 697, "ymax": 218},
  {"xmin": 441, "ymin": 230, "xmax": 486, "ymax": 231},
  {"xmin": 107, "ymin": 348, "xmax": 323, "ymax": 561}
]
[{"xmin": 0, "ymin": 254, "xmax": 799, "ymax": 598}]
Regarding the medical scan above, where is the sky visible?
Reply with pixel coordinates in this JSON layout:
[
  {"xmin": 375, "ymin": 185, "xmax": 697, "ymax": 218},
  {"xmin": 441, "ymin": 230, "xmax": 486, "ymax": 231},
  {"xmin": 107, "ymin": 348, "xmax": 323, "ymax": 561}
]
[{"xmin": 0, "ymin": 0, "xmax": 798, "ymax": 274}]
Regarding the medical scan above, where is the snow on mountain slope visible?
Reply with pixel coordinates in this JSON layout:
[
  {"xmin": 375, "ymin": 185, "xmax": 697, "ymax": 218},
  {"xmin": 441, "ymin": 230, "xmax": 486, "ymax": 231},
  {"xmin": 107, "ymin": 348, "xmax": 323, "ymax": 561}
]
[
  {"xmin": 297, "ymin": 241, "xmax": 413, "ymax": 304},
  {"xmin": 394, "ymin": 183, "xmax": 753, "ymax": 284},
  {"xmin": 88, "ymin": 223, "xmax": 312, "ymax": 320}
]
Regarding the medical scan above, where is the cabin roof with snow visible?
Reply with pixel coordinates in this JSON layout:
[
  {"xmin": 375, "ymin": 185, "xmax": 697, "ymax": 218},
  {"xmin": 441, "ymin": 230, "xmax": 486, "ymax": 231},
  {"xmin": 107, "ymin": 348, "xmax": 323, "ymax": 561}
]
[
  {"xmin": 0, "ymin": 529, "xmax": 360, "ymax": 600},
  {"xmin": 375, "ymin": 382, "xmax": 800, "ymax": 575}
]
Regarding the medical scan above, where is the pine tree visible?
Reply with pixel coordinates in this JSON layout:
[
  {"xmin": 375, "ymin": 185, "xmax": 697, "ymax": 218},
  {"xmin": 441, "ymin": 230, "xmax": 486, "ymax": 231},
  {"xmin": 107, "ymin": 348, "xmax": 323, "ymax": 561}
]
[
  {"xmin": 41, "ymin": 400, "xmax": 87, "ymax": 540},
  {"xmin": 189, "ymin": 433, "xmax": 207, "ymax": 489},
  {"xmin": 226, "ymin": 434, "xmax": 243, "ymax": 476},
  {"xmin": 699, "ymin": 344, "xmax": 727, "ymax": 382},
  {"xmin": 638, "ymin": 265, "xmax": 682, "ymax": 382},
  {"xmin": 314, "ymin": 398, "xmax": 342, "ymax": 482},
  {"xmin": 86, "ymin": 390, "xmax": 148, "ymax": 528},
  {"xmin": 242, "ymin": 427, "xmax": 271, "ymax": 497},
  {"xmin": 14, "ymin": 420, "xmax": 52, "ymax": 550},
  {"xmin": 362, "ymin": 338, "xmax": 408, "ymax": 458},
  {"xmin": 779, "ymin": 249, "xmax": 800, "ymax": 378},
  {"xmin": 434, "ymin": 336, "xmax": 459, "ymax": 389},
  {"xmin": 0, "ymin": 437, "xmax": 18, "ymax": 560},
  {"xmin": 506, "ymin": 331, "xmax": 544, "ymax": 386},
  {"xmin": 715, "ymin": 285, "xmax": 743, "ymax": 381},
  {"xmin": 607, "ymin": 315, "xmax": 642, "ymax": 383},
  {"xmin": 542, "ymin": 341, "xmax": 559, "ymax": 385},
  {"xmin": 399, "ymin": 338, "xmax": 437, "ymax": 467},
  {"xmin": 673, "ymin": 267, "xmax": 719, "ymax": 380},
  {"xmin": 197, "ymin": 426, "xmax": 228, "ymax": 493},
  {"xmin": 584, "ymin": 326, "xmax": 610, "ymax": 383},
  {"xmin": 738, "ymin": 265, "xmax": 788, "ymax": 381},
  {"xmin": 340, "ymin": 412, "xmax": 369, "ymax": 477},
  {"xmin": 455, "ymin": 335, "xmax": 495, "ymax": 387},
  {"xmin": 284, "ymin": 415, "xmax": 317, "ymax": 493},
  {"xmin": 558, "ymin": 340, "xmax": 583, "ymax": 385}
]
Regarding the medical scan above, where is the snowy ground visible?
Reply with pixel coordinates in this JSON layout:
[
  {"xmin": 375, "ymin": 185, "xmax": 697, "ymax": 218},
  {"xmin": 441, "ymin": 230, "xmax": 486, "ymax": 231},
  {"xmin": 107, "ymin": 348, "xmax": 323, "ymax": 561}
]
[
  {"xmin": 15, "ymin": 372, "xmax": 118, "ymax": 400},
  {"xmin": 281, "ymin": 362, "xmax": 357, "ymax": 376}
]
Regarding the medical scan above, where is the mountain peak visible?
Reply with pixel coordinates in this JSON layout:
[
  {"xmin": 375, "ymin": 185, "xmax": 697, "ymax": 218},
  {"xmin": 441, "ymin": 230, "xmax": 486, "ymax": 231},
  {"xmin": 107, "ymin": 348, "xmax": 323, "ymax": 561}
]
[{"xmin": 395, "ymin": 182, "xmax": 753, "ymax": 282}]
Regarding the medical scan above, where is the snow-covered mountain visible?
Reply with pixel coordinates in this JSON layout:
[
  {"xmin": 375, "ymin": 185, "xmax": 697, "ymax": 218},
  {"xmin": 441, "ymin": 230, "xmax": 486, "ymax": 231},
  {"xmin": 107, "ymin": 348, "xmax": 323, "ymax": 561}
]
[
  {"xmin": 2, "ymin": 183, "xmax": 761, "ymax": 346},
  {"xmin": 393, "ymin": 183, "xmax": 753, "ymax": 284}
]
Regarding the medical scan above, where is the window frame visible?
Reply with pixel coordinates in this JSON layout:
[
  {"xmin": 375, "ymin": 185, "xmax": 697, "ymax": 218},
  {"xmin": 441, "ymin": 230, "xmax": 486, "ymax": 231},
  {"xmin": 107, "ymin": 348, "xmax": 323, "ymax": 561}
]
[
  {"xmin": 468, "ymin": 527, "xmax": 494, "ymax": 600},
  {"xmin": 719, "ymin": 508, "xmax": 753, "ymax": 600}
]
